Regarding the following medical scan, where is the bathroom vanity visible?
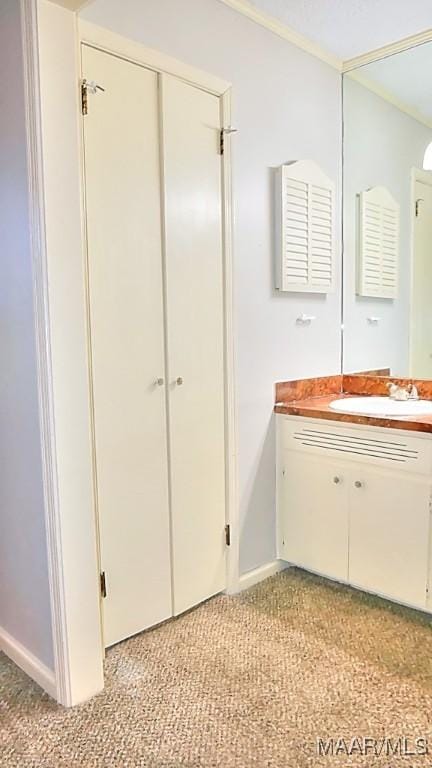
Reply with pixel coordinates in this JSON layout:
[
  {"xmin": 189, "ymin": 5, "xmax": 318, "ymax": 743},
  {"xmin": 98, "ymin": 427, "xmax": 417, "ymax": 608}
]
[{"xmin": 275, "ymin": 375, "xmax": 432, "ymax": 613}]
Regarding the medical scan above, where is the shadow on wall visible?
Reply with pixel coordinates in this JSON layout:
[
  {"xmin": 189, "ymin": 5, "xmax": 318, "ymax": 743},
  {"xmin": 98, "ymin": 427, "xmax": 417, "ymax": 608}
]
[
  {"xmin": 240, "ymin": 412, "xmax": 276, "ymax": 574},
  {"xmin": 270, "ymin": 163, "xmax": 285, "ymax": 299}
]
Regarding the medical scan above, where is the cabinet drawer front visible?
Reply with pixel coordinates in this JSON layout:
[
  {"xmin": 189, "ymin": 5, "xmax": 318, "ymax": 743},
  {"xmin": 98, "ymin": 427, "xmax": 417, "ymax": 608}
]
[{"xmin": 279, "ymin": 416, "xmax": 432, "ymax": 475}]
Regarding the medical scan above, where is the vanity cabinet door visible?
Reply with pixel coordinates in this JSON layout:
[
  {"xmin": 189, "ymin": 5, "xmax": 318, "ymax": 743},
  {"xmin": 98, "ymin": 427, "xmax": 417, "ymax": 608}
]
[
  {"xmin": 280, "ymin": 451, "xmax": 349, "ymax": 581},
  {"xmin": 348, "ymin": 467, "xmax": 431, "ymax": 610}
]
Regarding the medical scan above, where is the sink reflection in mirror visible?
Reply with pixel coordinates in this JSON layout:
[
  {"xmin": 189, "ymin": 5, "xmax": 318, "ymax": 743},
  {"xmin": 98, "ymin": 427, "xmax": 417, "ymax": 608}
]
[{"xmin": 343, "ymin": 42, "xmax": 432, "ymax": 380}]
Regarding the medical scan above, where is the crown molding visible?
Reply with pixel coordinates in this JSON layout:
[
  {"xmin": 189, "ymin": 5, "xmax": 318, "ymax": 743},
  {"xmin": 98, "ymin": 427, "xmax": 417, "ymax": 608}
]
[
  {"xmin": 343, "ymin": 28, "xmax": 432, "ymax": 72},
  {"xmin": 48, "ymin": 0, "xmax": 432, "ymax": 79},
  {"xmin": 217, "ymin": 0, "xmax": 432, "ymax": 126},
  {"xmin": 48, "ymin": 0, "xmax": 92, "ymax": 10},
  {"xmin": 217, "ymin": 0, "xmax": 342, "ymax": 70},
  {"xmin": 346, "ymin": 69, "xmax": 432, "ymax": 130}
]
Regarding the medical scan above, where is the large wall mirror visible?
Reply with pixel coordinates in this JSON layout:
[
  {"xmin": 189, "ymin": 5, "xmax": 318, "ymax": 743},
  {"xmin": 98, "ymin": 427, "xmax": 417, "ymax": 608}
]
[{"xmin": 343, "ymin": 43, "xmax": 432, "ymax": 378}]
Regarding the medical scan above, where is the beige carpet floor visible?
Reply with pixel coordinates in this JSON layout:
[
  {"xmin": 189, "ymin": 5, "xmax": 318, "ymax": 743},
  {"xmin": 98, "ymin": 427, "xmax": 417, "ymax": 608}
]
[{"xmin": 2, "ymin": 568, "xmax": 432, "ymax": 767}]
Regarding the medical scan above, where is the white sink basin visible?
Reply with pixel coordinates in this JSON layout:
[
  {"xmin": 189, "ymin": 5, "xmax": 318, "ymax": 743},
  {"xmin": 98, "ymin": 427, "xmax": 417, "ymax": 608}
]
[{"xmin": 329, "ymin": 396, "xmax": 432, "ymax": 417}]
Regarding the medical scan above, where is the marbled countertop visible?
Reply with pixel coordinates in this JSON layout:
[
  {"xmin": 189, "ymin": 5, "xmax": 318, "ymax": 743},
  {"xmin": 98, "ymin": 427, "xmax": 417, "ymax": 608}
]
[{"xmin": 274, "ymin": 381, "xmax": 432, "ymax": 434}]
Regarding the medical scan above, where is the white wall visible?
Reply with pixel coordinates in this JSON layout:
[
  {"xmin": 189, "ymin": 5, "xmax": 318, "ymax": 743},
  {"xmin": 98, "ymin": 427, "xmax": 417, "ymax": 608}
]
[
  {"xmin": 343, "ymin": 76, "xmax": 432, "ymax": 375},
  {"xmin": 0, "ymin": 0, "xmax": 53, "ymax": 669},
  {"xmin": 81, "ymin": 0, "xmax": 342, "ymax": 574}
]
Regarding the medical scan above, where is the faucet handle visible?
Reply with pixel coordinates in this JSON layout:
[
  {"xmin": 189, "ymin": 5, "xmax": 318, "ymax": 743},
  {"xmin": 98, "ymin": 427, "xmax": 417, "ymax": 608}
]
[
  {"xmin": 387, "ymin": 382, "xmax": 409, "ymax": 401},
  {"xmin": 387, "ymin": 382, "xmax": 399, "ymax": 398},
  {"xmin": 408, "ymin": 383, "xmax": 419, "ymax": 400}
]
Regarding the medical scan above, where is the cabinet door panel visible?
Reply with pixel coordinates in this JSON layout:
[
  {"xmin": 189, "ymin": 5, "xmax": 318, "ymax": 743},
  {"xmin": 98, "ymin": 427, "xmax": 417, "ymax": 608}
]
[
  {"xmin": 281, "ymin": 451, "xmax": 349, "ymax": 581},
  {"xmin": 349, "ymin": 467, "xmax": 430, "ymax": 610},
  {"xmin": 83, "ymin": 47, "xmax": 172, "ymax": 647},
  {"xmin": 161, "ymin": 74, "xmax": 226, "ymax": 615}
]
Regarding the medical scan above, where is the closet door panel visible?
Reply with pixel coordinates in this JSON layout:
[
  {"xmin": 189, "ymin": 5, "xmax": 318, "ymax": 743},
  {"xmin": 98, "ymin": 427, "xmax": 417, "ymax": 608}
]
[
  {"xmin": 82, "ymin": 46, "xmax": 172, "ymax": 647},
  {"xmin": 161, "ymin": 74, "xmax": 226, "ymax": 615}
]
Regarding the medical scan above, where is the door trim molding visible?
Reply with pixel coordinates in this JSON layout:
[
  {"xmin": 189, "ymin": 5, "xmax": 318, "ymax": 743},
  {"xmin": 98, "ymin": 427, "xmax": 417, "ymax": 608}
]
[
  {"xmin": 409, "ymin": 167, "xmax": 432, "ymax": 377},
  {"xmin": 78, "ymin": 20, "xmax": 231, "ymax": 95},
  {"xmin": 20, "ymin": 0, "xmax": 71, "ymax": 706},
  {"xmin": 220, "ymin": 90, "xmax": 240, "ymax": 595},
  {"xmin": 29, "ymin": 5, "xmax": 239, "ymax": 704}
]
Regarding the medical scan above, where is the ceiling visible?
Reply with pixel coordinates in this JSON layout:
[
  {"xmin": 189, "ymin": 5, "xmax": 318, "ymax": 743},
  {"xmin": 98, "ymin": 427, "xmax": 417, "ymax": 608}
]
[{"xmin": 247, "ymin": 0, "xmax": 432, "ymax": 60}]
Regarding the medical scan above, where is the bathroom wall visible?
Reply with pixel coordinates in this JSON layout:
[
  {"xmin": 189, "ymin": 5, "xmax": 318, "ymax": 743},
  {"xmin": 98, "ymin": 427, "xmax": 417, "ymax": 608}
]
[
  {"xmin": 0, "ymin": 0, "xmax": 53, "ymax": 668},
  {"xmin": 343, "ymin": 76, "xmax": 432, "ymax": 375},
  {"xmin": 81, "ymin": 0, "xmax": 342, "ymax": 573}
]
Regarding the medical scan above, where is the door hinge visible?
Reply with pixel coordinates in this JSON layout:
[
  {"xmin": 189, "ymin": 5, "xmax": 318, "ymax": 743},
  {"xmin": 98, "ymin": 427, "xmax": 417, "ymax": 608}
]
[
  {"xmin": 415, "ymin": 198, "xmax": 424, "ymax": 218},
  {"xmin": 100, "ymin": 571, "xmax": 107, "ymax": 599},
  {"xmin": 81, "ymin": 80, "xmax": 88, "ymax": 116},
  {"xmin": 219, "ymin": 127, "xmax": 237, "ymax": 156},
  {"xmin": 225, "ymin": 524, "xmax": 231, "ymax": 547},
  {"xmin": 81, "ymin": 79, "xmax": 106, "ymax": 116}
]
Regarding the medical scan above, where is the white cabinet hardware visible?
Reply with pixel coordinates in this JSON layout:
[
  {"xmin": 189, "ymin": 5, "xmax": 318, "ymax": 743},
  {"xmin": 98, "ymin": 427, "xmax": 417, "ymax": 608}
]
[
  {"xmin": 367, "ymin": 317, "xmax": 381, "ymax": 325},
  {"xmin": 296, "ymin": 313, "xmax": 316, "ymax": 326},
  {"xmin": 154, "ymin": 377, "xmax": 164, "ymax": 386}
]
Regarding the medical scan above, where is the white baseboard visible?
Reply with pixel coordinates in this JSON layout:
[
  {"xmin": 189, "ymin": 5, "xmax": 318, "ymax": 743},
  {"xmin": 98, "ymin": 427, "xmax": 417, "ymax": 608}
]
[
  {"xmin": 0, "ymin": 624, "xmax": 56, "ymax": 699},
  {"xmin": 238, "ymin": 559, "xmax": 289, "ymax": 592}
]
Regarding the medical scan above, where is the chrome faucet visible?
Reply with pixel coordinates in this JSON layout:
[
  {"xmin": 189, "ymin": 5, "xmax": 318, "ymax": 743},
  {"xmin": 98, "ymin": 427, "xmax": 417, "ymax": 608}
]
[
  {"xmin": 387, "ymin": 382, "xmax": 419, "ymax": 401},
  {"xmin": 408, "ymin": 383, "xmax": 419, "ymax": 400}
]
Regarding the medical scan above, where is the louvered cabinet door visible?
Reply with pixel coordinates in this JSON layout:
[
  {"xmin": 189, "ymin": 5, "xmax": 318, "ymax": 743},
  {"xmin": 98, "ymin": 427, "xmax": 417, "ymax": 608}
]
[
  {"xmin": 275, "ymin": 160, "xmax": 336, "ymax": 293},
  {"xmin": 358, "ymin": 186, "xmax": 399, "ymax": 298}
]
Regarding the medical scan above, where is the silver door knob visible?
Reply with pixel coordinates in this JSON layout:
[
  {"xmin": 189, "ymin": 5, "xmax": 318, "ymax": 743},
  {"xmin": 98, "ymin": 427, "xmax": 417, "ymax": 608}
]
[
  {"xmin": 175, "ymin": 377, "xmax": 184, "ymax": 386},
  {"xmin": 354, "ymin": 480, "xmax": 363, "ymax": 488},
  {"xmin": 154, "ymin": 378, "xmax": 164, "ymax": 386},
  {"xmin": 333, "ymin": 476, "xmax": 341, "ymax": 484}
]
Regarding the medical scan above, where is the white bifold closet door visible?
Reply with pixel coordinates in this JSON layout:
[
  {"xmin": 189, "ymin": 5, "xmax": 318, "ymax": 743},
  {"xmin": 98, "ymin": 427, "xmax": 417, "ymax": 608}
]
[
  {"xmin": 161, "ymin": 75, "xmax": 226, "ymax": 616},
  {"xmin": 82, "ymin": 46, "xmax": 172, "ymax": 647},
  {"xmin": 82, "ymin": 48, "xmax": 226, "ymax": 647}
]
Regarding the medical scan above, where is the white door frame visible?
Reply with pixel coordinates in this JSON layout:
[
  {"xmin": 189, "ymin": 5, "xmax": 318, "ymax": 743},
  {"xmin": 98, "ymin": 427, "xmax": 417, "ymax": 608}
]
[
  {"xmin": 409, "ymin": 167, "xmax": 432, "ymax": 376},
  {"xmin": 27, "ymin": 1, "xmax": 238, "ymax": 706}
]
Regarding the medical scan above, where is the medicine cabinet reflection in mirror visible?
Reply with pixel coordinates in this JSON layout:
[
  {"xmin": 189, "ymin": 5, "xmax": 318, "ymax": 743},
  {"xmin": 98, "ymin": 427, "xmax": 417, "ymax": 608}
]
[{"xmin": 343, "ymin": 42, "xmax": 432, "ymax": 379}]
